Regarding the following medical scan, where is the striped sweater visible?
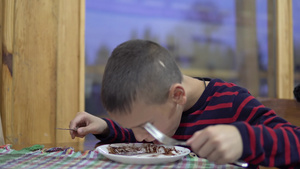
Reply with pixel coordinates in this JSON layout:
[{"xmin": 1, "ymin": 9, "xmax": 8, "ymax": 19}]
[{"xmin": 95, "ymin": 78, "xmax": 300, "ymax": 168}]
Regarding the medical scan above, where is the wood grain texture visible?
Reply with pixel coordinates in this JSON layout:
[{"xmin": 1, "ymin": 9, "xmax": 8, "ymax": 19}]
[
  {"xmin": 1, "ymin": 0, "xmax": 84, "ymax": 150},
  {"xmin": 56, "ymin": 0, "xmax": 81, "ymax": 144},
  {"xmin": 0, "ymin": 116, "xmax": 3, "ymax": 145},
  {"xmin": 0, "ymin": 0, "xmax": 3, "ymax": 146},
  {"xmin": 13, "ymin": 0, "xmax": 57, "ymax": 146},
  {"xmin": 0, "ymin": 0, "xmax": 3, "ymax": 145},
  {"xmin": 276, "ymin": 0, "xmax": 294, "ymax": 99},
  {"xmin": 1, "ymin": 0, "xmax": 15, "ymax": 145},
  {"xmin": 79, "ymin": 0, "xmax": 86, "ymax": 113},
  {"xmin": 79, "ymin": 0, "xmax": 86, "ymax": 150}
]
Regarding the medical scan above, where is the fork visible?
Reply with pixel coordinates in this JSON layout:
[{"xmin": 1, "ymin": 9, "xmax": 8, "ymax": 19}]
[
  {"xmin": 144, "ymin": 123, "xmax": 187, "ymax": 146},
  {"xmin": 56, "ymin": 128, "xmax": 77, "ymax": 131},
  {"xmin": 144, "ymin": 122, "xmax": 248, "ymax": 168}
]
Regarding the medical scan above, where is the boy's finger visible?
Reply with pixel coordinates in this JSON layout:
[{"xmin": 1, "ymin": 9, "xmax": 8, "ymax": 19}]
[
  {"xmin": 77, "ymin": 126, "xmax": 89, "ymax": 137},
  {"xmin": 186, "ymin": 130, "xmax": 203, "ymax": 144},
  {"xmin": 186, "ymin": 130, "xmax": 210, "ymax": 155},
  {"xmin": 70, "ymin": 130, "xmax": 74, "ymax": 139}
]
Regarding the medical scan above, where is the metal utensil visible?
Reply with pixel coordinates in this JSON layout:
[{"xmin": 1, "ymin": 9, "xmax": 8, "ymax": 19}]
[
  {"xmin": 144, "ymin": 122, "xmax": 248, "ymax": 168},
  {"xmin": 56, "ymin": 128, "xmax": 77, "ymax": 131},
  {"xmin": 144, "ymin": 122, "xmax": 186, "ymax": 146}
]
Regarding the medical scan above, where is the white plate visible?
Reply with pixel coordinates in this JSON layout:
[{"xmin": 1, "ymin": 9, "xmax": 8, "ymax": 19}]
[{"xmin": 96, "ymin": 143, "xmax": 190, "ymax": 164}]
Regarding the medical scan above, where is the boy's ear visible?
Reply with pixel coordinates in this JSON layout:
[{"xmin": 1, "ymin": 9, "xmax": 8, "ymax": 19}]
[{"xmin": 169, "ymin": 84, "xmax": 186, "ymax": 105}]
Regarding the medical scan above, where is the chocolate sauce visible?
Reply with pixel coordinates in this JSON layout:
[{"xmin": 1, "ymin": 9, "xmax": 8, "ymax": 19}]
[{"xmin": 107, "ymin": 144, "xmax": 179, "ymax": 156}]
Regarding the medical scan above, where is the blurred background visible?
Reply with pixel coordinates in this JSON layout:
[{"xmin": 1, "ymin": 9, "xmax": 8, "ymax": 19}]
[
  {"xmin": 0, "ymin": 0, "xmax": 298, "ymax": 155},
  {"xmin": 83, "ymin": 0, "xmax": 300, "ymax": 147},
  {"xmin": 84, "ymin": 0, "xmax": 300, "ymax": 116}
]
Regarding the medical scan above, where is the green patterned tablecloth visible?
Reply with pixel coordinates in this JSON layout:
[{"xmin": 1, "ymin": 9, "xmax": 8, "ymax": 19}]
[{"xmin": 0, "ymin": 144, "xmax": 244, "ymax": 169}]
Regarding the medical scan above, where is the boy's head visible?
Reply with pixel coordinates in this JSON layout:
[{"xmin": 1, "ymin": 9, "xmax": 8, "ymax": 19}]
[{"xmin": 101, "ymin": 39, "xmax": 183, "ymax": 114}]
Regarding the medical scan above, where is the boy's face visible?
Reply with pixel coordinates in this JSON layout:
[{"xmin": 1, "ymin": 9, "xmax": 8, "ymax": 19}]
[{"xmin": 109, "ymin": 98, "xmax": 183, "ymax": 142}]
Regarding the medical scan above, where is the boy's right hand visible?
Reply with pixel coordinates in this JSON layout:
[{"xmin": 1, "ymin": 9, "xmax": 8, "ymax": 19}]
[{"xmin": 69, "ymin": 112, "xmax": 108, "ymax": 139}]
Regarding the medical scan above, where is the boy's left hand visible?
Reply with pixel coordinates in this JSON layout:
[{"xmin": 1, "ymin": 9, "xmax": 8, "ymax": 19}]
[{"xmin": 186, "ymin": 125, "xmax": 243, "ymax": 165}]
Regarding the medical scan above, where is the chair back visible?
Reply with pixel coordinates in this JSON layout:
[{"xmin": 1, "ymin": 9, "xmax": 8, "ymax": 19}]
[{"xmin": 258, "ymin": 98, "xmax": 300, "ymax": 126}]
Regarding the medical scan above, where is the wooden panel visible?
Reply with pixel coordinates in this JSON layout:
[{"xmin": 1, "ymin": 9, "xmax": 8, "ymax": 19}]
[
  {"xmin": 276, "ymin": 0, "xmax": 294, "ymax": 99},
  {"xmin": 12, "ymin": 0, "xmax": 58, "ymax": 146},
  {"xmin": 1, "ymin": 0, "xmax": 85, "ymax": 150},
  {"xmin": 0, "ymin": 117, "xmax": 3, "ymax": 145},
  {"xmin": 0, "ymin": 0, "xmax": 3, "ymax": 146},
  {"xmin": 56, "ymin": 0, "xmax": 81, "ymax": 145},
  {"xmin": 79, "ymin": 0, "xmax": 86, "ymax": 113},
  {"xmin": 1, "ymin": 0, "xmax": 15, "ymax": 145},
  {"xmin": 79, "ymin": 0, "xmax": 86, "ymax": 150}
]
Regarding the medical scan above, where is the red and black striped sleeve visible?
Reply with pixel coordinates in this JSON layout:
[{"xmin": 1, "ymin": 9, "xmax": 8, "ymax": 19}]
[
  {"xmin": 94, "ymin": 118, "xmax": 137, "ymax": 143},
  {"xmin": 175, "ymin": 78, "xmax": 300, "ymax": 168},
  {"xmin": 230, "ymin": 90, "xmax": 300, "ymax": 168},
  {"xmin": 92, "ymin": 78, "xmax": 300, "ymax": 168}
]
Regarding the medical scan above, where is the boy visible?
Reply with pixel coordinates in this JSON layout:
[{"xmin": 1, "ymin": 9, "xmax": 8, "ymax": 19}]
[{"xmin": 69, "ymin": 39, "xmax": 300, "ymax": 168}]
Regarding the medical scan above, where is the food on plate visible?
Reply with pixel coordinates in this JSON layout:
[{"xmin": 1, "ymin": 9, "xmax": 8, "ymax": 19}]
[{"xmin": 107, "ymin": 143, "xmax": 179, "ymax": 156}]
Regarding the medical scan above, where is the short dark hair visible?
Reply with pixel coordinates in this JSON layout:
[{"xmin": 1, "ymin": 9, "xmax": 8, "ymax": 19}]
[{"xmin": 101, "ymin": 39, "xmax": 183, "ymax": 114}]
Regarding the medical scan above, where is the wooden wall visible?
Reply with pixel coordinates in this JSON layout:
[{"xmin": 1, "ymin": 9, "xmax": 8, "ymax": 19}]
[
  {"xmin": 276, "ymin": 0, "xmax": 294, "ymax": 99},
  {"xmin": 0, "ymin": 0, "xmax": 85, "ymax": 150},
  {"xmin": 0, "ymin": 0, "xmax": 3, "ymax": 146}
]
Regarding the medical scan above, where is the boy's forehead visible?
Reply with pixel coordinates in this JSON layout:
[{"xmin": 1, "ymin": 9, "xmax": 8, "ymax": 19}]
[
  {"xmin": 108, "ymin": 111, "xmax": 150, "ymax": 128},
  {"xmin": 114, "ymin": 100, "xmax": 155, "ymax": 115},
  {"xmin": 108, "ymin": 102, "xmax": 163, "ymax": 128}
]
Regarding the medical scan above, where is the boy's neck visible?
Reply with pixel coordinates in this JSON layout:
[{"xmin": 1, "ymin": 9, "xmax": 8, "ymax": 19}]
[{"xmin": 182, "ymin": 75, "xmax": 206, "ymax": 111}]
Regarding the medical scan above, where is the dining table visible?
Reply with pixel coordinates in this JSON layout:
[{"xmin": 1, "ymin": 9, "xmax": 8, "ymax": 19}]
[{"xmin": 0, "ymin": 144, "xmax": 246, "ymax": 169}]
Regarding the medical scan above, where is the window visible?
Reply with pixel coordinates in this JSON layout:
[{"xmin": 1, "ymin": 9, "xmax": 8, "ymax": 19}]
[{"xmin": 84, "ymin": 0, "xmax": 291, "ymax": 117}]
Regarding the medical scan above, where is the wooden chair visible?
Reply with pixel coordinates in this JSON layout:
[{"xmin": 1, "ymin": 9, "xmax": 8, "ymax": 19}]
[
  {"xmin": 258, "ymin": 98, "xmax": 300, "ymax": 127},
  {"xmin": 257, "ymin": 98, "xmax": 300, "ymax": 169}
]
